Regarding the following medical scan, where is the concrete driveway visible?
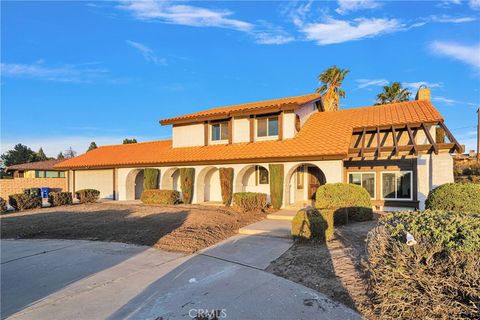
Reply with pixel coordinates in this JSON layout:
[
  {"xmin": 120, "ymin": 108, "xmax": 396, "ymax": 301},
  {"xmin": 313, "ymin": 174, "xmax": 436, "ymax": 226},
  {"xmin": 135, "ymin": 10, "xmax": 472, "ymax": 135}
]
[{"xmin": 1, "ymin": 237, "xmax": 360, "ymax": 320}]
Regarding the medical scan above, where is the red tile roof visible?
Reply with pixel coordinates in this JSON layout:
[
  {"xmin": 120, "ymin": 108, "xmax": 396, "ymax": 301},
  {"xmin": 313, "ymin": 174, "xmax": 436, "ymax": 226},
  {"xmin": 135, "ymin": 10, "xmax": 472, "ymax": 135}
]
[
  {"xmin": 56, "ymin": 99, "xmax": 443, "ymax": 169},
  {"xmin": 159, "ymin": 93, "xmax": 322, "ymax": 125},
  {"xmin": 7, "ymin": 159, "xmax": 66, "ymax": 171}
]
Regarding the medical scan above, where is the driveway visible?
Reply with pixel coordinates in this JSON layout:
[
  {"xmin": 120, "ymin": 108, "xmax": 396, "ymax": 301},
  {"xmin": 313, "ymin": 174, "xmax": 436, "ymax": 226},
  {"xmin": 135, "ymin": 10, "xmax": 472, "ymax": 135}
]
[{"xmin": 2, "ymin": 237, "xmax": 360, "ymax": 320}]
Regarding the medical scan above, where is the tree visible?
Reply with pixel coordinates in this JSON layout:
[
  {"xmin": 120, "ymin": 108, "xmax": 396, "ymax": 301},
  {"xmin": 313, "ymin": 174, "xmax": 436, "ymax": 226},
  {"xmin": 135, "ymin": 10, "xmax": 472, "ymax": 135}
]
[
  {"xmin": 64, "ymin": 147, "xmax": 77, "ymax": 159},
  {"xmin": 375, "ymin": 82, "xmax": 411, "ymax": 105},
  {"xmin": 57, "ymin": 152, "xmax": 65, "ymax": 160},
  {"xmin": 87, "ymin": 142, "xmax": 98, "ymax": 152},
  {"xmin": 316, "ymin": 66, "xmax": 350, "ymax": 111},
  {"xmin": 123, "ymin": 138, "xmax": 137, "ymax": 144},
  {"xmin": 1, "ymin": 144, "xmax": 38, "ymax": 166},
  {"xmin": 37, "ymin": 147, "xmax": 48, "ymax": 161}
]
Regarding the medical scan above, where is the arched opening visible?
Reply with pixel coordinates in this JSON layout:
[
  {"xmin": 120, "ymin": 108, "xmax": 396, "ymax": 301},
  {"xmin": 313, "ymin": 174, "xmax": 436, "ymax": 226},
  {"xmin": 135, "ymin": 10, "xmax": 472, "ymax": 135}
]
[
  {"xmin": 125, "ymin": 169, "xmax": 145, "ymax": 200},
  {"xmin": 285, "ymin": 163, "xmax": 326, "ymax": 207},
  {"xmin": 161, "ymin": 167, "xmax": 181, "ymax": 192},
  {"xmin": 234, "ymin": 165, "xmax": 270, "ymax": 195},
  {"xmin": 196, "ymin": 166, "xmax": 222, "ymax": 203}
]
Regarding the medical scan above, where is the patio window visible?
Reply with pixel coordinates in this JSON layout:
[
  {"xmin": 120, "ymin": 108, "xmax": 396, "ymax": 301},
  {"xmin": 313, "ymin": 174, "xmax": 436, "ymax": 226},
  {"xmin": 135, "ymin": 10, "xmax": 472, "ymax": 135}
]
[
  {"xmin": 255, "ymin": 166, "xmax": 269, "ymax": 185},
  {"xmin": 348, "ymin": 172, "xmax": 375, "ymax": 199},
  {"xmin": 381, "ymin": 171, "xmax": 412, "ymax": 200},
  {"xmin": 257, "ymin": 116, "xmax": 278, "ymax": 138},
  {"xmin": 211, "ymin": 122, "xmax": 228, "ymax": 141}
]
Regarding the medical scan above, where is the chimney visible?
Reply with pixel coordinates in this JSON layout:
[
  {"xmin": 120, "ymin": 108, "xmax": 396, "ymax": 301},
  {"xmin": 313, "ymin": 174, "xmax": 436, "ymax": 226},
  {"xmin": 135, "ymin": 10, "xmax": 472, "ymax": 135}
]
[{"xmin": 415, "ymin": 85, "xmax": 430, "ymax": 101}]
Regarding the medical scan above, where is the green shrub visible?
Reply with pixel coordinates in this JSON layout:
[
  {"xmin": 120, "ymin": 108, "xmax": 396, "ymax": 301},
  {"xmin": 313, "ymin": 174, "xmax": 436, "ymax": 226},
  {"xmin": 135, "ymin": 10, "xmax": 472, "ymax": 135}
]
[
  {"xmin": 316, "ymin": 183, "xmax": 373, "ymax": 223},
  {"xmin": 425, "ymin": 182, "xmax": 480, "ymax": 213},
  {"xmin": 0, "ymin": 197, "xmax": 7, "ymax": 213},
  {"xmin": 291, "ymin": 207, "xmax": 334, "ymax": 241},
  {"xmin": 367, "ymin": 210, "xmax": 480, "ymax": 319},
  {"xmin": 24, "ymin": 187, "xmax": 41, "ymax": 197},
  {"xmin": 233, "ymin": 192, "xmax": 267, "ymax": 212},
  {"xmin": 8, "ymin": 193, "xmax": 41, "ymax": 211},
  {"xmin": 219, "ymin": 167, "xmax": 234, "ymax": 206},
  {"xmin": 75, "ymin": 189, "xmax": 100, "ymax": 203},
  {"xmin": 143, "ymin": 168, "xmax": 160, "ymax": 190},
  {"xmin": 49, "ymin": 192, "xmax": 73, "ymax": 206},
  {"xmin": 141, "ymin": 189, "xmax": 180, "ymax": 205},
  {"xmin": 269, "ymin": 164, "xmax": 284, "ymax": 209},
  {"xmin": 180, "ymin": 168, "xmax": 195, "ymax": 204}
]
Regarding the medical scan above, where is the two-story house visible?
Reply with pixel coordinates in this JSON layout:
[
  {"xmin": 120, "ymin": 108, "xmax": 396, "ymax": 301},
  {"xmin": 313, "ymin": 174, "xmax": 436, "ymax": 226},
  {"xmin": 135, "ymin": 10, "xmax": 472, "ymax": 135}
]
[{"xmin": 56, "ymin": 87, "xmax": 462, "ymax": 210}]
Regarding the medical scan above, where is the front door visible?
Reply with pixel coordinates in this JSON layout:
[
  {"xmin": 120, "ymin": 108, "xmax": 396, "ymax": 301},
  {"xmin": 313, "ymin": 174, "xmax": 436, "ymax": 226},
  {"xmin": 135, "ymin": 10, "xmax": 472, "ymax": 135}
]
[{"xmin": 307, "ymin": 166, "xmax": 324, "ymax": 200}]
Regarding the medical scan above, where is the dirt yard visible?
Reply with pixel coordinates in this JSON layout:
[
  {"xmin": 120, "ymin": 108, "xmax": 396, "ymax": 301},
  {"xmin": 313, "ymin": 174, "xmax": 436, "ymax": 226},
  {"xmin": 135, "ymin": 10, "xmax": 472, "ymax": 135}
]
[
  {"xmin": 0, "ymin": 202, "xmax": 266, "ymax": 253},
  {"xmin": 267, "ymin": 220, "xmax": 378, "ymax": 319}
]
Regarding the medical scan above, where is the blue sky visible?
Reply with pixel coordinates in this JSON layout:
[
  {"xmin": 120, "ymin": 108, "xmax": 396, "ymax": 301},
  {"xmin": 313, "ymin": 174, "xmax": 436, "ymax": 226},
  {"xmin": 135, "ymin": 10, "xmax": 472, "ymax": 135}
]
[{"xmin": 2, "ymin": 0, "xmax": 480, "ymax": 157}]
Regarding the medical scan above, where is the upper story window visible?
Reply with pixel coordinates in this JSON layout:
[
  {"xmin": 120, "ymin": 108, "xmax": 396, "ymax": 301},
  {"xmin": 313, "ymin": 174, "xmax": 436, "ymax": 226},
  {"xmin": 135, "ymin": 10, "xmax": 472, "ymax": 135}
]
[
  {"xmin": 211, "ymin": 122, "xmax": 228, "ymax": 142},
  {"xmin": 257, "ymin": 116, "xmax": 278, "ymax": 139}
]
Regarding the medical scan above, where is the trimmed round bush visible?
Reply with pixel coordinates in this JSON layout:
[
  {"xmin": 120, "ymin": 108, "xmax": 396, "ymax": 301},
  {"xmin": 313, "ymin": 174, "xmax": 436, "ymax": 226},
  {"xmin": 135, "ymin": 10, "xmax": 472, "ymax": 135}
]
[
  {"xmin": 0, "ymin": 197, "xmax": 7, "ymax": 213},
  {"xmin": 425, "ymin": 182, "xmax": 480, "ymax": 213},
  {"xmin": 291, "ymin": 207, "xmax": 334, "ymax": 241},
  {"xmin": 49, "ymin": 192, "xmax": 73, "ymax": 206},
  {"xmin": 315, "ymin": 183, "xmax": 373, "ymax": 223},
  {"xmin": 233, "ymin": 192, "xmax": 267, "ymax": 212},
  {"xmin": 8, "ymin": 193, "xmax": 41, "ymax": 211},
  {"xmin": 75, "ymin": 189, "xmax": 100, "ymax": 203},
  {"xmin": 141, "ymin": 189, "xmax": 180, "ymax": 205},
  {"xmin": 367, "ymin": 210, "xmax": 480, "ymax": 319}
]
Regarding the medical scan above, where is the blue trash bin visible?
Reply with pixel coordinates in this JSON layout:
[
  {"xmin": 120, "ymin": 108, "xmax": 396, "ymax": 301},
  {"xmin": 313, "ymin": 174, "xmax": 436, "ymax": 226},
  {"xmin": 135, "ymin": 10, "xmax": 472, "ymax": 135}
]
[{"xmin": 41, "ymin": 187, "xmax": 50, "ymax": 199}]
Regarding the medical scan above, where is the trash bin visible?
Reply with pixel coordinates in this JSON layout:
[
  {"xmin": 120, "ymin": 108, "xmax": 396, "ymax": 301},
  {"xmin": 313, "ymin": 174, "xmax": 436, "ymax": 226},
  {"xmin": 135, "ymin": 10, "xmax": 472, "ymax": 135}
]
[{"xmin": 41, "ymin": 187, "xmax": 50, "ymax": 199}]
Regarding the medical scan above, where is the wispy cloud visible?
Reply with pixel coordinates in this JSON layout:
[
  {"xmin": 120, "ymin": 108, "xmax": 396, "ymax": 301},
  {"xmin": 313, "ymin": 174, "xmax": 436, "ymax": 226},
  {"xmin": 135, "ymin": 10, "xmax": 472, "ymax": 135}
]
[
  {"xmin": 433, "ymin": 96, "xmax": 478, "ymax": 107},
  {"xmin": 429, "ymin": 41, "xmax": 480, "ymax": 68},
  {"xmin": 402, "ymin": 81, "xmax": 443, "ymax": 90},
  {"xmin": 125, "ymin": 40, "xmax": 166, "ymax": 65},
  {"xmin": 252, "ymin": 21, "xmax": 295, "ymax": 45},
  {"xmin": 336, "ymin": 0, "xmax": 381, "ymax": 15},
  {"xmin": 0, "ymin": 62, "xmax": 109, "ymax": 83},
  {"xmin": 429, "ymin": 15, "xmax": 477, "ymax": 23},
  {"xmin": 298, "ymin": 17, "xmax": 403, "ymax": 45},
  {"xmin": 355, "ymin": 78, "xmax": 388, "ymax": 89},
  {"xmin": 439, "ymin": 0, "xmax": 480, "ymax": 10},
  {"xmin": 117, "ymin": 0, "xmax": 253, "ymax": 32}
]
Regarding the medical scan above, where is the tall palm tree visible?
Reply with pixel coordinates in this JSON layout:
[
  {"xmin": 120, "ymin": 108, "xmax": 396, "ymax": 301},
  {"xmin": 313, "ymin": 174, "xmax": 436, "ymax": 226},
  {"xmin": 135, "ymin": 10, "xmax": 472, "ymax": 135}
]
[
  {"xmin": 375, "ymin": 82, "xmax": 411, "ymax": 105},
  {"xmin": 316, "ymin": 66, "xmax": 350, "ymax": 111}
]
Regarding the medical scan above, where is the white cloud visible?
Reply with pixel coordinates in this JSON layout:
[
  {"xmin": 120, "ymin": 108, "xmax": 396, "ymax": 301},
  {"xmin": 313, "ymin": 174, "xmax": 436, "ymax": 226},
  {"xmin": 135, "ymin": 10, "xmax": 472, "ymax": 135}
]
[
  {"xmin": 402, "ymin": 81, "xmax": 443, "ymax": 90},
  {"xmin": 355, "ymin": 78, "xmax": 388, "ymax": 89},
  {"xmin": 299, "ymin": 17, "xmax": 403, "ymax": 45},
  {"xmin": 0, "ymin": 62, "xmax": 108, "ymax": 83},
  {"xmin": 336, "ymin": 0, "xmax": 381, "ymax": 15},
  {"xmin": 429, "ymin": 41, "xmax": 480, "ymax": 68},
  {"xmin": 433, "ymin": 96, "xmax": 478, "ymax": 107},
  {"xmin": 254, "ymin": 33, "xmax": 295, "ymax": 45},
  {"xmin": 470, "ymin": 0, "xmax": 480, "ymax": 9},
  {"xmin": 430, "ymin": 15, "xmax": 477, "ymax": 23},
  {"xmin": 125, "ymin": 40, "xmax": 166, "ymax": 65},
  {"xmin": 117, "ymin": 0, "xmax": 253, "ymax": 31}
]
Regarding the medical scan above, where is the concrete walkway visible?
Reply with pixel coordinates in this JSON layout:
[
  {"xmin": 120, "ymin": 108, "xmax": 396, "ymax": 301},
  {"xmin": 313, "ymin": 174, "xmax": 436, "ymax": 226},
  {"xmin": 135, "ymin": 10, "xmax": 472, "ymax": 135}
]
[
  {"xmin": 2, "ymin": 236, "xmax": 360, "ymax": 320},
  {"xmin": 238, "ymin": 209, "xmax": 297, "ymax": 238}
]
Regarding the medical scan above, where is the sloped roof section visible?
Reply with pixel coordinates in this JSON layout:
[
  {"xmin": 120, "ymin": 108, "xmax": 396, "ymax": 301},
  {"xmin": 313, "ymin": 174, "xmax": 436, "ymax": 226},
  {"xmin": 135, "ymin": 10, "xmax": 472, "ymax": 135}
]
[
  {"xmin": 7, "ymin": 159, "xmax": 65, "ymax": 171},
  {"xmin": 56, "ymin": 100, "xmax": 443, "ymax": 169},
  {"xmin": 160, "ymin": 93, "xmax": 322, "ymax": 125}
]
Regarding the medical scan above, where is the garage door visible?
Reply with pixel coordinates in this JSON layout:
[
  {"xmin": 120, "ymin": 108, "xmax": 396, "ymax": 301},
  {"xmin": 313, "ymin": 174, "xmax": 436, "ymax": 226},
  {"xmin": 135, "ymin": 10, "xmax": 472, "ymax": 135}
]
[{"xmin": 75, "ymin": 170, "xmax": 114, "ymax": 199}]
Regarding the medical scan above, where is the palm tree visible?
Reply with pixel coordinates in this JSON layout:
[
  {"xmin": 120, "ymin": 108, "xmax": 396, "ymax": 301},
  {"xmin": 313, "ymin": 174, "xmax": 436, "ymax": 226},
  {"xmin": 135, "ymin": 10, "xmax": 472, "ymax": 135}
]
[
  {"xmin": 375, "ymin": 82, "xmax": 411, "ymax": 105},
  {"xmin": 316, "ymin": 66, "xmax": 350, "ymax": 111}
]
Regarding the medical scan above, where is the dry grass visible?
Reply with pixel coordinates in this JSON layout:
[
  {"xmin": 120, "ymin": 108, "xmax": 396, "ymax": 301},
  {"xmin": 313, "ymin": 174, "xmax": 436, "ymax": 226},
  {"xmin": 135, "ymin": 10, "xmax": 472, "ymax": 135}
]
[{"xmin": 0, "ymin": 202, "xmax": 266, "ymax": 253}]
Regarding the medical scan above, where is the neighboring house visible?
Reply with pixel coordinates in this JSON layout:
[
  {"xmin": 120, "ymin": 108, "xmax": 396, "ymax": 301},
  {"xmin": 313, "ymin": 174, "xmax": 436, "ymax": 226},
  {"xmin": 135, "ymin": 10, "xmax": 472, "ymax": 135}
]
[
  {"xmin": 56, "ymin": 87, "xmax": 462, "ymax": 210},
  {"xmin": 6, "ymin": 159, "xmax": 66, "ymax": 178}
]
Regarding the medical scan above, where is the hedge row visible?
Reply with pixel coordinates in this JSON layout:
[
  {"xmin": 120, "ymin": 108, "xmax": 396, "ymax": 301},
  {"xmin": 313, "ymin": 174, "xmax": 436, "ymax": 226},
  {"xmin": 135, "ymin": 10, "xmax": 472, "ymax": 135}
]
[
  {"xmin": 8, "ymin": 194, "xmax": 41, "ymax": 211},
  {"xmin": 75, "ymin": 189, "xmax": 100, "ymax": 203},
  {"xmin": 49, "ymin": 192, "xmax": 73, "ymax": 206},
  {"xmin": 141, "ymin": 189, "xmax": 180, "ymax": 205},
  {"xmin": 233, "ymin": 192, "xmax": 267, "ymax": 212},
  {"xmin": 0, "ymin": 197, "xmax": 7, "ymax": 213}
]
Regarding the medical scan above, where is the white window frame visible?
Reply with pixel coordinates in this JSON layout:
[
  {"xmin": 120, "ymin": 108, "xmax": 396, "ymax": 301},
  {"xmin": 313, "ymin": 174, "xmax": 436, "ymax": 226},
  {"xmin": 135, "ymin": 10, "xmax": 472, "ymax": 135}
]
[
  {"xmin": 255, "ymin": 116, "xmax": 279, "ymax": 141},
  {"xmin": 210, "ymin": 122, "xmax": 229, "ymax": 144},
  {"xmin": 347, "ymin": 172, "xmax": 376, "ymax": 200},
  {"xmin": 380, "ymin": 170, "xmax": 413, "ymax": 201}
]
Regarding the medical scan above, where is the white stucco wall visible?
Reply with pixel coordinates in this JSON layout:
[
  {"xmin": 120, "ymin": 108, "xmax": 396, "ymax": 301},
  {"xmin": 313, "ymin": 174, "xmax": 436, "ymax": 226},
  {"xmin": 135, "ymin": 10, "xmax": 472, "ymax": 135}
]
[
  {"xmin": 295, "ymin": 102, "xmax": 317, "ymax": 127},
  {"xmin": 233, "ymin": 117, "xmax": 250, "ymax": 143},
  {"xmin": 283, "ymin": 112, "xmax": 296, "ymax": 139},
  {"xmin": 75, "ymin": 169, "xmax": 114, "ymax": 199},
  {"xmin": 172, "ymin": 123, "xmax": 204, "ymax": 148}
]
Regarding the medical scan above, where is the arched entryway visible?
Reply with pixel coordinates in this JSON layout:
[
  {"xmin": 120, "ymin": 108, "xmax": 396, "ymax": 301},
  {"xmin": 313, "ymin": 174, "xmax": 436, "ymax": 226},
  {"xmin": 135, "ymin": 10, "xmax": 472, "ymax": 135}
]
[
  {"xmin": 234, "ymin": 165, "xmax": 270, "ymax": 194},
  {"xmin": 285, "ymin": 163, "xmax": 326, "ymax": 207},
  {"xmin": 125, "ymin": 169, "xmax": 145, "ymax": 200},
  {"xmin": 161, "ymin": 167, "xmax": 181, "ymax": 192},
  {"xmin": 196, "ymin": 166, "xmax": 222, "ymax": 203}
]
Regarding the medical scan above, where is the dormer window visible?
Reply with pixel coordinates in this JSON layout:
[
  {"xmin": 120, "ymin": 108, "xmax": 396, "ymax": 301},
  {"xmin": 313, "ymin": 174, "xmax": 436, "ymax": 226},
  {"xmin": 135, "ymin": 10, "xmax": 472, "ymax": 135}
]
[
  {"xmin": 211, "ymin": 122, "xmax": 229, "ymax": 142},
  {"xmin": 257, "ymin": 116, "xmax": 278, "ymax": 139}
]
